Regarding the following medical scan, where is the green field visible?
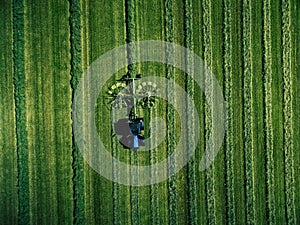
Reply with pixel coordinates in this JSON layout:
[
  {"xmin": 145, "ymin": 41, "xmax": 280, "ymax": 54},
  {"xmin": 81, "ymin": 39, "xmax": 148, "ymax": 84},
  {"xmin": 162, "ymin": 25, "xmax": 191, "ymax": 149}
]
[{"xmin": 0, "ymin": 0, "xmax": 299, "ymax": 224}]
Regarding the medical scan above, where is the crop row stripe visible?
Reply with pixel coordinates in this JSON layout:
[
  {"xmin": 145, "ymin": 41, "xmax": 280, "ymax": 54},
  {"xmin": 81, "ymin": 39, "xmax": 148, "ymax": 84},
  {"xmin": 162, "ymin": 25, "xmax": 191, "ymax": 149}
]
[
  {"xmin": 242, "ymin": 0, "xmax": 256, "ymax": 224},
  {"xmin": 150, "ymin": 108, "xmax": 159, "ymax": 225},
  {"xmin": 125, "ymin": 0, "xmax": 139, "ymax": 224},
  {"xmin": 69, "ymin": 0, "xmax": 85, "ymax": 223},
  {"xmin": 164, "ymin": 0, "xmax": 178, "ymax": 224},
  {"xmin": 263, "ymin": 0, "xmax": 276, "ymax": 224},
  {"xmin": 125, "ymin": 0, "xmax": 137, "ymax": 74},
  {"xmin": 111, "ymin": 17, "xmax": 121, "ymax": 225},
  {"xmin": 281, "ymin": 0, "xmax": 296, "ymax": 223},
  {"xmin": 202, "ymin": 0, "xmax": 216, "ymax": 224},
  {"xmin": 183, "ymin": 0, "xmax": 198, "ymax": 224},
  {"xmin": 12, "ymin": 0, "xmax": 30, "ymax": 224},
  {"xmin": 112, "ymin": 109, "xmax": 121, "ymax": 225},
  {"xmin": 223, "ymin": 0, "xmax": 236, "ymax": 223}
]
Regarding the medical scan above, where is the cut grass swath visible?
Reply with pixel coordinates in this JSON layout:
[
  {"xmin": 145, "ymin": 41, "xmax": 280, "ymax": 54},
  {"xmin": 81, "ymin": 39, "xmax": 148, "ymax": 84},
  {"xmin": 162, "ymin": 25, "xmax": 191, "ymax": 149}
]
[
  {"xmin": 223, "ymin": 0, "xmax": 236, "ymax": 223},
  {"xmin": 165, "ymin": 0, "xmax": 178, "ymax": 224},
  {"xmin": 183, "ymin": 0, "xmax": 197, "ymax": 224},
  {"xmin": 125, "ymin": 0, "xmax": 137, "ymax": 74},
  {"xmin": 242, "ymin": 0, "xmax": 256, "ymax": 223},
  {"xmin": 203, "ymin": 0, "xmax": 216, "ymax": 223},
  {"xmin": 12, "ymin": 0, "xmax": 30, "ymax": 224},
  {"xmin": 263, "ymin": 0, "xmax": 276, "ymax": 223},
  {"xmin": 69, "ymin": 0, "xmax": 85, "ymax": 223},
  {"xmin": 281, "ymin": 0, "xmax": 296, "ymax": 223}
]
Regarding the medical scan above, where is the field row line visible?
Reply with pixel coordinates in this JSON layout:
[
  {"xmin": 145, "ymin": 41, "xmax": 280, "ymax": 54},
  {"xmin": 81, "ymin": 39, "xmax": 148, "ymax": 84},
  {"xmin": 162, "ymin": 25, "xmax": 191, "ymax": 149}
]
[
  {"xmin": 125, "ymin": 0, "xmax": 139, "ymax": 224},
  {"xmin": 69, "ymin": 0, "xmax": 85, "ymax": 223},
  {"xmin": 242, "ymin": 0, "xmax": 256, "ymax": 224},
  {"xmin": 202, "ymin": 0, "xmax": 216, "ymax": 224},
  {"xmin": 183, "ymin": 0, "xmax": 198, "ymax": 224},
  {"xmin": 112, "ymin": 109, "xmax": 121, "ymax": 225},
  {"xmin": 12, "ymin": 0, "xmax": 30, "ymax": 224},
  {"xmin": 262, "ymin": 0, "xmax": 276, "ymax": 223},
  {"xmin": 150, "ymin": 109, "xmax": 160, "ymax": 225},
  {"xmin": 281, "ymin": 0, "xmax": 296, "ymax": 223},
  {"xmin": 125, "ymin": 0, "xmax": 137, "ymax": 74},
  {"xmin": 164, "ymin": 0, "xmax": 178, "ymax": 224},
  {"xmin": 223, "ymin": 0, "xmax": 236, "ymax": 223}
]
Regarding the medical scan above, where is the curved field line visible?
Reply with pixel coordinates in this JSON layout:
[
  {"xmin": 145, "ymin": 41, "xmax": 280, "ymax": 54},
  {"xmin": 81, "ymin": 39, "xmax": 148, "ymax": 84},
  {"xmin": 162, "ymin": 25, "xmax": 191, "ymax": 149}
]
[
  {"xmin": 203, "ymin": 0, "xmax": 216, "ymax": 223},
  {"xmin": 263, "ymin": 0, "xmax": 276, "ymax": 223},
  {"xmin": 69, "ymin": 0, "xmax": 85, "ymax": 223},
  {"xmin": 223, "ymin": 0, "xmax": 236, "ymax": 223},
  {"xmin": 282, "ymin": 0, "xmax": 296, "ymax": 223},
  {"xmin": 242, "ymin": 0, "xmax": 256, "ymax": 224}
]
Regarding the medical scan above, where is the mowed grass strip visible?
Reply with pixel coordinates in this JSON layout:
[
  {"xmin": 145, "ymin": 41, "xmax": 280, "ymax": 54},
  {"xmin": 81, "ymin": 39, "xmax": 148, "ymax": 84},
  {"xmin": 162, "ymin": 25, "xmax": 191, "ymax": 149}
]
[
  {"xmin": 51, "ymin": 0, "xmax": 74, "ymax": 223},
  {"xmin": 270, "ymin": 0, "xmax": 286, "ymax": 223},
  {"xmin": 210, "ymin": 0, "xmax": 226, "ymax": 223},
  {"xmin": 231, "ymin": 0, "xmax": 246, "ymax": 223},
  {"xmin": 12, "ymin": 0, "xmax": 30, "ymax": 223},
  {"xmin": 242, "ymin": 0, "xmax": 256, "ymax": 223},
  {"xmin": 250, "ymin": 0, "xmax": 266, "ymax": 221},
  {"xmin": 190, "ymin": 0, "xmax": 207, "ymax": 223},
  {"xmin": 281, "ymin": 0, "xmax": 297, "ymax": 223},
  {"xmin": 25, "ymin": 1, "xmax": 56, "ymax": 223},
  {"xmin": 223, "ymin": 0, "xmax": 236, "ymax": 223},
  {"xmin": 24, "ymin": 0, "xmax": 73, "ymax": 223},
  {"xmin": 202, "ymin": 0, "xmax": 216, "ymax": 223},
  {"xmin": 263, "ymin": 0, "xmax": 276, "ymax": 223},
  {"xmin": 135, "ymin": 0, "xmax": 166, "ymax": 224},
  {"xmin": 0, "ymin": 0, "xmax": 18, "ymax": 224},
  {"xmin": 110, "ymin": 1, "xmax": 127, "ymax": 225}
]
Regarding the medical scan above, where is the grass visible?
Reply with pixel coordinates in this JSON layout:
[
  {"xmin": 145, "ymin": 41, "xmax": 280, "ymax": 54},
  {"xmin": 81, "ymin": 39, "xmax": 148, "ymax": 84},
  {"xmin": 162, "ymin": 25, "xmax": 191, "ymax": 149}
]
[
  {"xmin": 69, "ymin": 0, "xmax": 85, "ymax": 223},
  {"xmin": 282, "ymin": 0, "xmax": 296, "ymax": 223},
  {"xmin": 12, "ymin": 0, "xmax": 30, "ymax": 224},
  {"xmin": 223, "ymin": 0, "xmax": 236, "ymax": 223},
  {"xmin": 263, "ymin": 0, "xmax": 276, "ymax": 223},
  {"xmin": 0, "ymin": 0, "xmax": 18, "ymax": 224},
  {"xmin": 242, "ymin": 0, "xmax": 256, "ymax": 223},
  {"xmin": 0, "ymin": 0, "xmax": 299, "ymax": 224}
]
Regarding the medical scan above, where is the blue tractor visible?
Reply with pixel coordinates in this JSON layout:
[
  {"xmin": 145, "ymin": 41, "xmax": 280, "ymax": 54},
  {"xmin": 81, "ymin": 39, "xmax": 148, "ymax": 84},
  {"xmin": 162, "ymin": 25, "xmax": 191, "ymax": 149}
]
[{"xmin": 108, "ymin": 74, "xmax": 157, "ymax": 150}]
